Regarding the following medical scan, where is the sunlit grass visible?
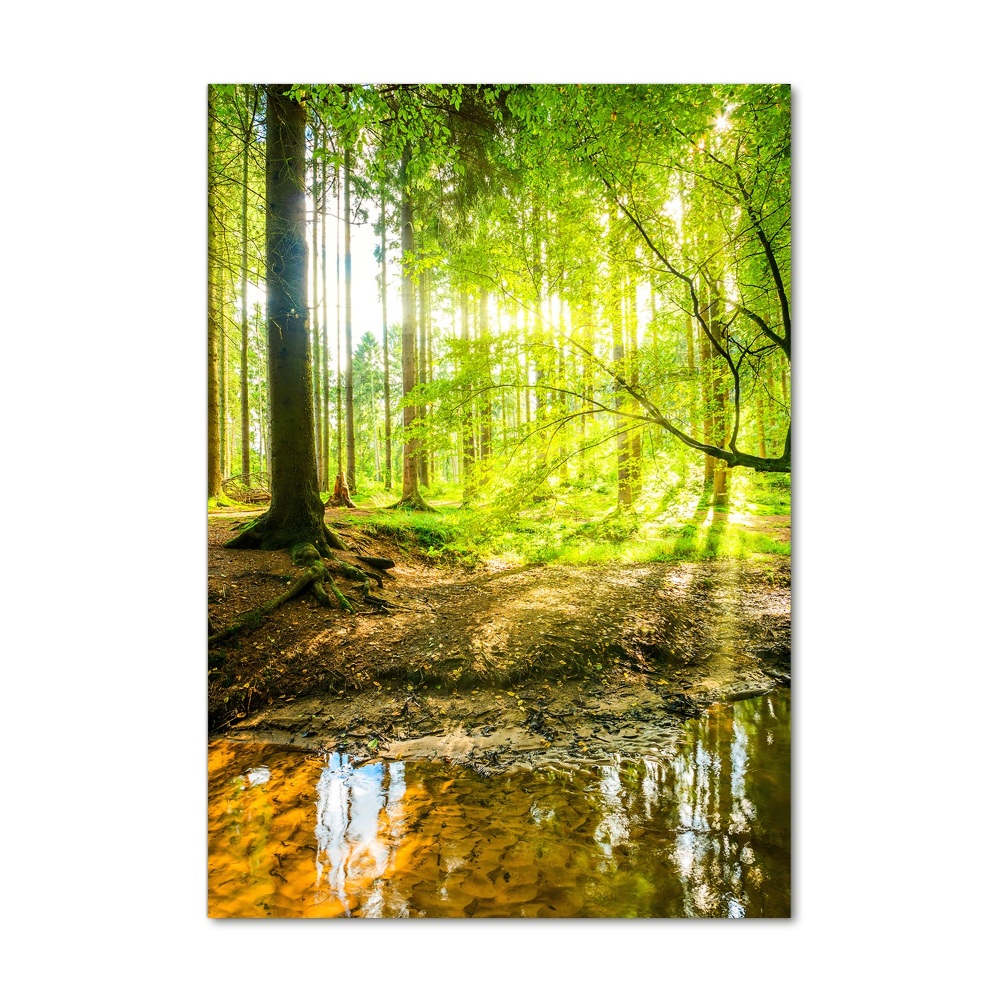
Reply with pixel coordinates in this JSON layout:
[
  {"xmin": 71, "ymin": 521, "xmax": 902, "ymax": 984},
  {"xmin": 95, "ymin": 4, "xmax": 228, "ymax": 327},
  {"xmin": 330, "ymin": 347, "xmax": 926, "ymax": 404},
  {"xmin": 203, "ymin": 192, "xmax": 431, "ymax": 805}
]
[{"xmin": 348, "ymin": 465, "xmax": 789, "ymax": 567}]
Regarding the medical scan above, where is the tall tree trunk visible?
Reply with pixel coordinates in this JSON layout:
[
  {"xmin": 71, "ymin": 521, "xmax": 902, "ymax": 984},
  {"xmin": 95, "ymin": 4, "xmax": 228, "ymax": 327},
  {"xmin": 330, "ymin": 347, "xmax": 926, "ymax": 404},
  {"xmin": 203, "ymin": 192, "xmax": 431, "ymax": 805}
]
[
  {"xmin": 582, "ymin": 289, "xmax": 595, "ymax": 480},
  {"xmin": 478, "ymin": 286, "xmax": 492, "ymax": 471},
  {"xmin": 254, "ymin": 301, "xmax": 265, "ymax": 474},
  {"xmin": 685, "ymin": 310, "xmax": 697, "ymax": 438},
  {"xmin": 418, "ymin": 268, "xmax": 429, "ymax": 487},
  {"xmin": 699, "ymin": 286, "xmax": 716, "ymax": 489},
  {"xmin": 344, "ymin": 148, "xmax": 356, "ymax": 493},
  {"xmin": 208, "ymin": 86, "xmax": 222, "ymax": 499},
  {"xmin": 335, "ymin": 170, "xmax": 342, "ymax": 473},
  {"xmin": 227, "ymin": 85, "xmax": 329, "ymax": 552},
  {"xmin": 612, "ymin": 262, "xmax": 632, "ymax": 509},
  {"xmin": 320, "ymin": 131, "xmax": 330, "ymax": 491},
  {"xmin": 460, "ymin": 288, "xmax": 476, "ymax": 502},
  {"xmin": 556, "ymin": 289, "xmax": 567, "ymax": 483},
  {"xmin": 219, "ymin": 290, "xmax": 228, "ymax": 481},
  {"xmin": 327, "ymin": 161, "xmax": 353, "ymax": 509},
  {"xmin": 240, "ymin": 86, "xmax": 256, "ymax": 486},
  {"xmin": 311, "ymin": 122, "xmax": 322, "ymax": 480},
  {"xmin": 380, "ymin": 192, "xmax": 392, "ymax": 489},
  {"xmin": 427, "ymin": 278, "xmax": 435, "ymax": 483},
  {"xmin": 396, "ymin": 145, "xmax": 428, "ymax": 508},
  {"xmin": 708, "ymin": 283, "xmax": 729, "ymax": 505},
  {"xmin": 627, "ymin": 271, "xmax": 643, "ymax": 499}
]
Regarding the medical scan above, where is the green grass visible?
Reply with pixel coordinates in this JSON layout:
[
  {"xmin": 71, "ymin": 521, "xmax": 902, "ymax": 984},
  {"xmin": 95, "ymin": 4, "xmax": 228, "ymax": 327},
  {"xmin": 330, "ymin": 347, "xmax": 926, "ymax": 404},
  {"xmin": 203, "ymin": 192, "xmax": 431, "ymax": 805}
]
[{"xmin": 347, "ymin": 465, "xmax": 789, "ymax": 567}]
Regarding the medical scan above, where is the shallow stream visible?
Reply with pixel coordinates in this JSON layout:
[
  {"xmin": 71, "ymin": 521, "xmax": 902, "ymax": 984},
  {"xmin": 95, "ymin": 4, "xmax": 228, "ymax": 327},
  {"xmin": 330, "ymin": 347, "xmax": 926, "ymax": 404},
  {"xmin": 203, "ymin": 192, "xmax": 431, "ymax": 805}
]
[{"xmin": 208, "ymin": 689, "xmax": 790, "ymax": 917}]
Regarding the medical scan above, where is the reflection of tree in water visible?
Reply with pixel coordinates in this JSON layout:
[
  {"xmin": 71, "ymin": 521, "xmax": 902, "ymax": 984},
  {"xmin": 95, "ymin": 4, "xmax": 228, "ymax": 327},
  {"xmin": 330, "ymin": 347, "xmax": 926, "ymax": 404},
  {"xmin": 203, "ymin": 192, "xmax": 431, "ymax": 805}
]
[
  {"xmin": 572, "ymin": 691, "xmax": 790, "ymax": 916},
  {"xmin": 662, "ymin": 692, "xmax": 790, "ymax": 916},
  {"xmin": 315, "ymin": 754, "xmax": 389, "ymax": 915}
]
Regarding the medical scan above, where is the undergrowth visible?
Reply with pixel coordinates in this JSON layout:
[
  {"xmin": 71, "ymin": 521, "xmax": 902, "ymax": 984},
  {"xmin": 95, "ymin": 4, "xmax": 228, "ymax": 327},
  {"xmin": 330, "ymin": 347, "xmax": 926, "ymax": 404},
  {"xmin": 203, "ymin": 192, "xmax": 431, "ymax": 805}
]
[{"xmin": 344, "ymin": 466, "xmax": 789, "ymax": 567}]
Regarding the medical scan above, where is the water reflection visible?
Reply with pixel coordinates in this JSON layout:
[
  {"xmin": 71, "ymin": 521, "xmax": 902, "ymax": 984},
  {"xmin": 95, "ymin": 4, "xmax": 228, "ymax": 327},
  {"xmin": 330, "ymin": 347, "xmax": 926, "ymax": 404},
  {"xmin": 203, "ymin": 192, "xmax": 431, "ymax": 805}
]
[{"xmin": 208, "ymin": 690, "xmax": 790, "ymax": 917}]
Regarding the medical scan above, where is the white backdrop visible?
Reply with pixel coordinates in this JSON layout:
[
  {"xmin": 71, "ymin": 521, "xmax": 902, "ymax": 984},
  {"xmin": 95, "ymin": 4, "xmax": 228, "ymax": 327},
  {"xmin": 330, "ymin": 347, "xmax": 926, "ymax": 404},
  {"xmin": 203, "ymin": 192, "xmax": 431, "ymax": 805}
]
[{"xmin": 2, "ymin": 2, "xmax": 997, "ymax": 997}]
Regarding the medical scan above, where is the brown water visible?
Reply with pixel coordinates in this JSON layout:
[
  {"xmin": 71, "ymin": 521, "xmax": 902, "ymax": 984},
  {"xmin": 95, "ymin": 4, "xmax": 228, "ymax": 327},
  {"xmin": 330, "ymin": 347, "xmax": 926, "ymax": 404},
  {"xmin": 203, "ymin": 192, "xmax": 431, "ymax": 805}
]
[{"xmin": 208, "ymin": 689, "xmax": 790, "ymax": 917}]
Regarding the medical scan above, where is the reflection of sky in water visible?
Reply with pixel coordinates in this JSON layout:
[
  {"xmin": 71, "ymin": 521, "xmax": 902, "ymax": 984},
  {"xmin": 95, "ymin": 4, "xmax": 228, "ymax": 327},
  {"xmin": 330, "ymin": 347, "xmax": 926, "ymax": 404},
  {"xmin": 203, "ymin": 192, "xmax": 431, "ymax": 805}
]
[
  {"xmin": 315, "ymin": 752, "xmax": 393, "ymax": 916},
  {"xmin": 244, "ymin": 766, "xmax": 270, "ymax": 788}
]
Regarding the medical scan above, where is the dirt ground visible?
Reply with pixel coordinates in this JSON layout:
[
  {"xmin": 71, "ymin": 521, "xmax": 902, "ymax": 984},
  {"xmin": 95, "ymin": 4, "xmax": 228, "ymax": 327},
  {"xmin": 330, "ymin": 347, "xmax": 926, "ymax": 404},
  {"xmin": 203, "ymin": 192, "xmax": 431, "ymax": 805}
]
[{"xmin": 208, "ymin": 508, "xmax": 790, "ymax": 770}]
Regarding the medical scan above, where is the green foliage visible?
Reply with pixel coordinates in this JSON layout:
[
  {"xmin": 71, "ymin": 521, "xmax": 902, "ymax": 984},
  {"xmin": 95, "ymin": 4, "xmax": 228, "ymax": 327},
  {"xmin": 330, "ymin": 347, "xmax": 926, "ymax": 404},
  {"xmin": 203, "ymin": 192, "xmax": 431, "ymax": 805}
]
[
  {"xmin": 211, "ymin": 83, "xmax": 791, "ymax": 532},
  {"xmin": 353, "ymin": 463, "xmax": 787, "ymax": 567}
]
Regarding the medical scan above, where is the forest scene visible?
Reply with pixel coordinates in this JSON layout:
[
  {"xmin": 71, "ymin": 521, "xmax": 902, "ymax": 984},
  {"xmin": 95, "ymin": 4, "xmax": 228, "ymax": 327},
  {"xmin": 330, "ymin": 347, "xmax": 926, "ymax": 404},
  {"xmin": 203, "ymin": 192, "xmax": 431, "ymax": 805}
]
[{"xmin": 207, "ymin": 83, "xmax": 791, "ymax": 918}]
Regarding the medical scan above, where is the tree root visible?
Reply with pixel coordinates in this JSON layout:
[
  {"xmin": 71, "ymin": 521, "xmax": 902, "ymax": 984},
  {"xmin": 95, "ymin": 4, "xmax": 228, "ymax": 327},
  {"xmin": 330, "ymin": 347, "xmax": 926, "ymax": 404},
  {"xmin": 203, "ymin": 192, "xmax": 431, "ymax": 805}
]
[
  {"xmin": 387, "ymin": 493, "xmax": 436, "ymax": 513},
  {"xmin": 208, "ymin": 560, "xmax": 328, "ymax": 646},
  {"xmin": 209, "ymin": 542, "xmax": 376, "ymax": 646},
  {"xmin": 324, "ymin": 524, "xmax": 349, "ymax": 551}
]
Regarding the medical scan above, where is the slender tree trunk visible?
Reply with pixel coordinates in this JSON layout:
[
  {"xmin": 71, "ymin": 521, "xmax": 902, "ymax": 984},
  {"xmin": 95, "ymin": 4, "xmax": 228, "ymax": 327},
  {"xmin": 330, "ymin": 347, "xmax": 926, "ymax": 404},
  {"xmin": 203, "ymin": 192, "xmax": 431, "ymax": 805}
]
[
  {"xmin": 612, "ymin": 262, "xmax": 632, "ymax": 509},
  {"xmin": 478, "ymin": 286, "xmax": 492, "ymax": 470},
  {"xmin": 380, "ymin": 192, "xmax": 392, "ymax": 489},
  {"xmin": 460, "ymin": 288, "xmax": 476, "ymax": 502},
  {"xmin": 699, "ymin": 285, "xmax": 716, "ymax": 488},
  {"xmin": 756, "ymin": 390, "xmax": 767, "ymax": 459},
  {"xmin": 240, "ymin": 86, "xmax": 255, "ymax": 486},
  {"xmin": 344, "ymin": 148, "xmax": 356, "ymax": 492},
  {"xmin": 582, "ymin": 289, "xmax": 595, "ymax": 480},
  {"xmin": 708, "ymin": 283, "xmax": 729, "ymax": 505},
  {"xmin": 685, "ymin": 310, "xmax": 697, "ymax": 438},
  {"xmin": 418, "ymin": 268, "xmax": 429, "ymax": 487},
  {"xmin": 556, "ymin": 289, "xmax": 567, "ymax": 483},
  {"xmin": 327, "ymin": 162, "xmax": 353, "ymax": 509},
  {"xmin": 227, "ymin": 85, "xmax": 329, "ymax": 552},
  {"xmin": 320, "ymin": 131, "xmax": 330, "ymax": 491},
  {"xmin": 219, "ymin": 292, "xmax": 228, "ymax": 481},
  {"xmin": 335, "ymin": 170, "xmax": 342, "ymax": 473},
  {"xmin": 311, "ymin": 123, "xmax": 322, "ymax": 481},
  {"xmin": 254, "ymin": 301, "xmax": 265, "ymax": 474},
  {"xmin": 397, "ymin": 145, "xmax": 428, "ymax": 508},
  {"xmin": 627, "ymin": 271, "xmax": 642, "ymax": 498},
  {"xmin": 427, "ymin": 278, "xmax": 435, "ymax": 483},
  {"xmin": 208, "ymin": 86, "xmax": 222, "ymax": 499}
]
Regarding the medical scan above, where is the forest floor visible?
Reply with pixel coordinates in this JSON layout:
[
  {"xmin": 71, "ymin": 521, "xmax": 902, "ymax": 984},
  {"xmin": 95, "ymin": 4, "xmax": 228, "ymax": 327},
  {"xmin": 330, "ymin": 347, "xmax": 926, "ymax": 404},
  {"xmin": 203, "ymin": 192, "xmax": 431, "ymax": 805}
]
[{"xmin": 208, "ymin": 500, "xmax": 791, "ymax": 771}]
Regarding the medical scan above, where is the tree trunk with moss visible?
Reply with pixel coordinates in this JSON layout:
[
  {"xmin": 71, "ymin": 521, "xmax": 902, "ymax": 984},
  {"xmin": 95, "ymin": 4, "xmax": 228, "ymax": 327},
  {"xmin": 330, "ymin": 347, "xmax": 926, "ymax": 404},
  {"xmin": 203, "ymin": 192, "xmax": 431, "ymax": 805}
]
[{"xmin": 227, "ymin": 86, "xmax": 338, "ymax": 554}]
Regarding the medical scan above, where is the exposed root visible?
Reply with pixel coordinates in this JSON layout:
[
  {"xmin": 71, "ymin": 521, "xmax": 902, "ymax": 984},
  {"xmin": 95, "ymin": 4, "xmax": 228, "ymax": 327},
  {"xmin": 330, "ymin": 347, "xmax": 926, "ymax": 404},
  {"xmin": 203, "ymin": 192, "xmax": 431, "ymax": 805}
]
[
  {"xmin": 357, "ymin": 555, "xmax": 395, "ymax": 570},
  {"xmin": 323, "ymin": 524, "xmax": 349, "ymax": 551},
  {"xmin": 208, "ymin": 560, "xmax": 328, "ymax": 646},
  {"xmin": 387, "ymin": 493, "xmax": 435, "ymax": 513},
  {"xmin": 209, "ymin": 542, "xmax": 388, "ymax": 646}
]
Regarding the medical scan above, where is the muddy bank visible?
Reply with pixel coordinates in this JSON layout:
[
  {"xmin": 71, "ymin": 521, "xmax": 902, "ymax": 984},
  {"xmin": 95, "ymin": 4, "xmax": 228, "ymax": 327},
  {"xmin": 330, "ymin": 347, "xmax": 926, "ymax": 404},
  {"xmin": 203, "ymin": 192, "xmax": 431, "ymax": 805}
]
[{"xmin": 209, "ymin": 515, "xmax": 790, "ymax": 770}]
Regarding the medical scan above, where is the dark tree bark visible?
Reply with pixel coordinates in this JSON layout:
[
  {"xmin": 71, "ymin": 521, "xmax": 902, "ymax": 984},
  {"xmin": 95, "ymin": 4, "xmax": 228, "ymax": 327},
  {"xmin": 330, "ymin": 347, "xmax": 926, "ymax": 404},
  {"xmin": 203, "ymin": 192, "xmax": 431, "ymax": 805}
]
[
  {"xmin": 208, "ymin": 86, "xmax": 222, "ymax": 498},
  {"xmin": 227, "ymin": 86, "xmax": 335, "ymax": 554},
  {"xmin": 240, "ymin": 86, "xmax": 258, "ymax": 486},
  {"xmin": 320, "ymin": 130, "xmax": 330, "ymax": 492},
  {"xmin": 344, "ymin": 148, "xmax": 356, "ymax": 493},
  {"xmin": 311, "ymin": 121, "xmax": 322, "ymax": 481}
]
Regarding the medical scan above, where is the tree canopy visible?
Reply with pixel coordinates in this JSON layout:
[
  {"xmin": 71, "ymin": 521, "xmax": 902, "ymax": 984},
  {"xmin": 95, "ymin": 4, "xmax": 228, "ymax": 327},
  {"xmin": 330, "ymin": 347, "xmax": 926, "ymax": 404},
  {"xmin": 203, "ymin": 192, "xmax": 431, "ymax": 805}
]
[{"xmin": 209, "ymin": 83, "xmax": 791, "ymax": 534}]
